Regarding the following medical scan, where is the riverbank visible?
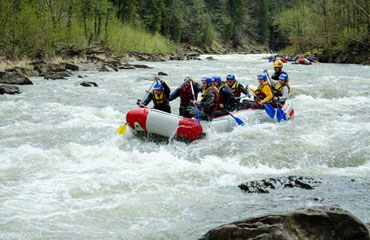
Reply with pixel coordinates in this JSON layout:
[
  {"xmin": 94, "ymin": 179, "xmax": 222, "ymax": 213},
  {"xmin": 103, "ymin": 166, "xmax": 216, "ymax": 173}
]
[{"xmin": 0, "ymin": 42, "xmax": 270, "ymax": 73}]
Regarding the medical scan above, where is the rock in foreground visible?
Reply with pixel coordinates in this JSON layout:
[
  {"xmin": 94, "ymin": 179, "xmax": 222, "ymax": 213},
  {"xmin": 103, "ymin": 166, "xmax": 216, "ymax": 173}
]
[{"xmin": 200, "ymin": 206, "xmax": 370, "ymax": 240}]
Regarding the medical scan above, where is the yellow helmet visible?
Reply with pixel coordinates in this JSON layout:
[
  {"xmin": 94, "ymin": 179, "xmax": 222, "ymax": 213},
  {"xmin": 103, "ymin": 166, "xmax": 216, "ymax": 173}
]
[{"xmin": 273, "ymin": 60, "xmax": 283, "ymax": 68}]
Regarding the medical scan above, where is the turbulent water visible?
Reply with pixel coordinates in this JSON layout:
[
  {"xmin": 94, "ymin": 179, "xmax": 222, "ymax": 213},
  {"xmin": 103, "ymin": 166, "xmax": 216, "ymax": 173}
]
[{"xmin": 1, "ymin": 54, "xmax": 370, "ymax": 239}]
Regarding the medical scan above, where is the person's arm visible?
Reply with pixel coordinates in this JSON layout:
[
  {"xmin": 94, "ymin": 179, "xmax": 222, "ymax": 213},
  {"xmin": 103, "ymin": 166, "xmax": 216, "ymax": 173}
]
[
  {"xmin": 223, "ymin": 87, "xmax": 235, "ymax": 100},
  {"xmin": 238, "ymin": 83, "xmax": 249, "ymax": 96},
  {"xmin": 169, "ymin": 87, "xmax": 181, "ymax": 101},
  {"xmin": 141, "ymin": 92, "xmax": 153, "ymax": 106},
  {"xmin": 161, "ymin": 81, "xmax": 170, "ymax": 96},
  {"xmin": 269, "ymin": 79, "xmax": 278, "ymax": 87}
]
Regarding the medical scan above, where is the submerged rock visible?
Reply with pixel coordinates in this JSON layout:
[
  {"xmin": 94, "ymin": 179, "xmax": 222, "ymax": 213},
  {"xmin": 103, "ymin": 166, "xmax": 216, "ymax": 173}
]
[
  {"xmin": 200, "ymin": 206, "xmax": 370, "ymax": 240},
  {"xmin": 238, "ymin": 176, "xmax": 320, "ymax": 193},
  {"xmin": 131, "ymin": 64, "xmax": 152, "ymax": 69},
  {"xmin": 158, "ymin": 72, "xmax": 168, "ymax": 76},
  {"xmin": 80, "ymin": 81, "xmax": 98, "ymax": 87},
  {"xmin": 0, "ymin": 85, "xmax": 21, "ymax": 95},
  {"xmin": 0, "ymin": 72, "xmax": 33, "ymax": 85}
]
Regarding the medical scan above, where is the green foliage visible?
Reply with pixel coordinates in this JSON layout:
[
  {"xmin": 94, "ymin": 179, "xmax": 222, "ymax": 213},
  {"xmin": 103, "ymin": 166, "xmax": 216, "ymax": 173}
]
[
  {"xmin": 273, "ymin": 0, "xmax": 369, "ymax": 56},
  {"xmin": 106, "ymin": 21, "xmax": 175, "ymax": 54},
  {"xmin": 0, "ymin": 0, "xmax": 174, "ymax": 59}
]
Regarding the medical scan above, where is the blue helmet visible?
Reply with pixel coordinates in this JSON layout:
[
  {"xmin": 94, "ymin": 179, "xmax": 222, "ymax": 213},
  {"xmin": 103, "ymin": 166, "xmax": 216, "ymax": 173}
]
[
  {"xmin": 226, "ymin": 74, "xmax": 235, "ymax": 80},
  {"xmin": 257, "ymin": 74, "xmax": 267, "ymax": 81},
  {"xmin": 212, "ymin": 76, "xmax": 221, "ymax": 82},
  {"xmin": 279, "ymin": 74, "xmax": 288, "ymax": 82},
  {"xmin": 153, "ymin": 82, "xmax": 164, "ymax": 90},
  {"xmin": 202, "ymin": 77, "xmax": 213, "ymax": 84}
]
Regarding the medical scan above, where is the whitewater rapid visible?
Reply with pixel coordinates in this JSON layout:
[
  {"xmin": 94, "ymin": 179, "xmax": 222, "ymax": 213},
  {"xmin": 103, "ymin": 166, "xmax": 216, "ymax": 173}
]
[{"xmin": 0, "ymin": 54, "xmax": 369, "ymax": 239}]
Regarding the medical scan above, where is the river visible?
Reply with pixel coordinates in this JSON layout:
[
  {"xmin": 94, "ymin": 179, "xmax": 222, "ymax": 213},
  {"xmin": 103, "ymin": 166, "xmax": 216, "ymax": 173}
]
[{"xmin": 1, "ymin": 54, "xmax": 369, "ymax": 239}]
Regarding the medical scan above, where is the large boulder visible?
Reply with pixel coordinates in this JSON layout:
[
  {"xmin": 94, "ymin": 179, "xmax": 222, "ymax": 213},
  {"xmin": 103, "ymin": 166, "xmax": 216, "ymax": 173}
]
[
  {"xmin": 0, "ymin": 85, "xmax": 21, "ymax": 95},
  {"xmin": 5, "ymin": 67, "xmax": 39, "ymax": 76},
  {"xmin": 61, "ymin": 62, "xmax": 79, "ymax": 71},
  {"xmin": 200, "ymin": 207, "xmax": 370, "ymax": 240},
  {"xmin": 33, "ymin": 63, "xmax": 65, "ymax": 75},
  {"xmin": 0, "ymin": 72, "xmax": 33, "ymax": 85},
  {"xmin": 44, "ymin": 72, "xmax": 70, "ymax": 80}
]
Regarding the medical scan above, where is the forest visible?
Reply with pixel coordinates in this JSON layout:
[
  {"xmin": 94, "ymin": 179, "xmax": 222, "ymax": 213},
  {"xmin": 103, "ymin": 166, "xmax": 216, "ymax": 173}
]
[{"xmin": 0, "ymin": 0, "xmax": 369, "ymax": 63}]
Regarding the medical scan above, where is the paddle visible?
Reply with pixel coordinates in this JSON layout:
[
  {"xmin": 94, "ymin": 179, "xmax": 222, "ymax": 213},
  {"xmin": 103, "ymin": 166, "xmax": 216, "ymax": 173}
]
[
  {"xmin": 266, "ymin": 73, "xmax": 287, "ymax": 122},
  {"xmin": 115, "ymin": 79, "xmax": 157, "ymax": 135},
  {"xmin": 189, "ymin": 81, "xmax": 201, "ymax": 125},
  {"xmin": 246, "ymin": 85, "xmax": 275, "ymax": 119},
  {"xmin": 224, "ymin": 109, "xmax": 245, "ymax": 126}
]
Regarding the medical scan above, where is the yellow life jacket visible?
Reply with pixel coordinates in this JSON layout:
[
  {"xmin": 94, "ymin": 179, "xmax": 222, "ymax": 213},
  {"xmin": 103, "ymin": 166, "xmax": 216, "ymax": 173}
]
[
  {"xmin": 273, "ymin": 82, "xmax": 291, "ymax": 95},
  {"xmin": 201, "ymin": 86, "xmax": 213, "ymax": 101},
  {"xmin": 226, "ymin": 81, "xmax": 239, "ymax": 93},
  {"xmin": 153, "ymin": 91, "xmax": 167, "ymax": 105}
]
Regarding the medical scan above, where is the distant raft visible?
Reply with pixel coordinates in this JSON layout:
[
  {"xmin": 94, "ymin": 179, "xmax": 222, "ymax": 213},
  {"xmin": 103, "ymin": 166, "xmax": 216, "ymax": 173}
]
[{"xmin": 294, "ymin": 57, "xmax": 313, "ymax": 65}]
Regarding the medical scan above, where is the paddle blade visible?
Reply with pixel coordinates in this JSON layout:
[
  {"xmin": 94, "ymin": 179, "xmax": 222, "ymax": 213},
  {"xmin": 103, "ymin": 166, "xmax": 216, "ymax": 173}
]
[
  {"xmin": 276, "ymin": 108, "xmax": 286, "ymax": 122},
  {"xmin": 231, "ymin": 115, "xmax": 245, "ymax": 126},
  {"xmin": 316, "ymin": 61, "xmax": 321, "ymax": 64},
  {"xmin": 115, "ymin": 123, "xmax": 127, "ymax": 135},
  {"xmin": 235, "ymin": 117, "xmax": 245, "ymax": 126},
  {"xmin": 264, "ymin": 104, "xmax": 276, "ymax": 119}
]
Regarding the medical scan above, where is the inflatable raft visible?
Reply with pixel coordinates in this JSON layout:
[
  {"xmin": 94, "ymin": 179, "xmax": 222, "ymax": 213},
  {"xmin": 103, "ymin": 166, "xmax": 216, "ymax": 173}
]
[
  {"xmin": 126, "ymin": 107, "xmax": 247, "ymax": 141},
  {"xmin": 126, "ymin": 101, "xmax": 294, "ymax": 141},
  {"xmin": 294, "ymin": 57, "xmax": 312, "ymax": 65}
]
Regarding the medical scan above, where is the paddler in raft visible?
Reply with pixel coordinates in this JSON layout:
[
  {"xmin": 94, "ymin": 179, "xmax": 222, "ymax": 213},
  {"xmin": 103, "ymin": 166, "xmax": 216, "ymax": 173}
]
[
  {"xmin": 224, "ymin": 74, "xmax": 249, "ymax": 109},
  {"xmin": 169, "ymin": 76, "xmax": 199, "ymax": 118},
  {"xmin": 269, "ymin": 73, "xmax": 290, "ymax": 108},
  {"xmin": 242, "ymin": 73, "xmax": 273, "ymax": 109},
  {"xmin": 190, "ymin": 77, "xmax": 218, "ymax": 121},
  {"xmin": 264, "ymin": 60, "xmax": 288, "ymax": 81},
  {"xmin": 140, "ymin": 75, "xmax": 171, "ymax": 113},
  {"xmin": 212, "ymin": 76, "xmax": 236, "ymax": 116}
]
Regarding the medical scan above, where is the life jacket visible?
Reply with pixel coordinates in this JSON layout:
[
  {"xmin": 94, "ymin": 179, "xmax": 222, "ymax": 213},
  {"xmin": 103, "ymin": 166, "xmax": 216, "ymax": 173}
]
[
  {"xmin": 255, "ymin": 82, "xmax": 268, "ymax": 100},
  {"xmin": 202, "ymin": 86, "xmax": 218, "ymax": 112},
  {"xmin": 226, "ymin": 81, "xmax": 241, "ymax": 97},
  {"xmin": 153, "ymin": 90, "xmax": 169, "ymax": 106},
  {"xmin": 273, "ymin": 82, "xmax": 290, "ymax": 102},
  {"xmin": 216, "ymin": 84, "xmax": 225, "ymax": 105},
  {"xmin": 179, "ymin": 85, "xmax": 195, "ymax": 106}
]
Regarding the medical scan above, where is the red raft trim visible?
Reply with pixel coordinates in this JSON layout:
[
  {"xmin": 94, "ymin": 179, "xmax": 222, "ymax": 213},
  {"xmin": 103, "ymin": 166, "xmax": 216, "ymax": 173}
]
[
  {"xmin": 126, "ymin": 107, "xmax": 149, "ymax": 131},
  {"xmin": 175, "ymin": 117, "xmax": 203, "ymax": 141}
]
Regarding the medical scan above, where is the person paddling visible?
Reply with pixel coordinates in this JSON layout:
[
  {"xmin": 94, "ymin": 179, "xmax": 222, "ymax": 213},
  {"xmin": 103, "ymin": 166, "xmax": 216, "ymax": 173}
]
[
  {"xmin": 269, "ymin": 73, "xmax": 290, "ymax": 107},
  {"xmin": 264, "ymin": 60, "xmax": 288, "ymax": 80},
  {"xmin": 243, "ymin": 73, "xmax": 273, "ymax": 109},
  {"xmin": 191, "ymin": 77, "xmax": 218, "ymax": 121},
  {"xmin": 212, "ymin": 76, "xmax": 235, "ymax": 116},
  {"xmin": 141, "ymin": 75, "xmax": 171, "ymax": 113},
  {"xmin": 169, "ymin": 76, "xmax": 199, "ymax": 118},
  {"xmin": 224, "ymin": 74, "xmax": 249, "ymax": 109}
]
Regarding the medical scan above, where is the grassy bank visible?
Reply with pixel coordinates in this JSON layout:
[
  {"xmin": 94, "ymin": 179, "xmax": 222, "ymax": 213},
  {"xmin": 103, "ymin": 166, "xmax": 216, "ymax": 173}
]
[{"xmin": 0, "ymin": 1, "xmax": 175, "ymax": 60}]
